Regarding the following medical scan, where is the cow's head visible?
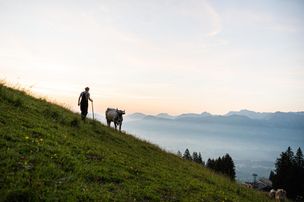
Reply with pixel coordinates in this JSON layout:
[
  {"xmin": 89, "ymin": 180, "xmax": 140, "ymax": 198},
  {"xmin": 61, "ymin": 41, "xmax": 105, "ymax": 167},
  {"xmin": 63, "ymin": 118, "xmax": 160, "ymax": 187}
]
[
  {"xmin": 117, "ymin": 109, "xmax": 125, "ymax": 116},
  {"xmin": 115, "ymin": 109, "xmax": 125, "ymax": 123}
]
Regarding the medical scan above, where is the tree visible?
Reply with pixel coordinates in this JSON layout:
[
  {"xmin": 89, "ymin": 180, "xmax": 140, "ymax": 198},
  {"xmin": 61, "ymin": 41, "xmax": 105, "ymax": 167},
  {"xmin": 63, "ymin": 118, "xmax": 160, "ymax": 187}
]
[
  {"xmin": 272, "ymin": 146, "xmax": 304, "ymax": 199},
  {"xmin": 223, "ymin": 153, "xmax": 236, "ymax": 180},
  {"xmin": 198, "ymin": 152, "xmax": 205, "ymax": 166},
  {"xmin": 295, "ymin": 147, "xmax": 304, "ymax": 168},
  {"xmin": 274, "ymin": 147, "xmax": 294, "ymax": 192},
  {"xmin": 182, "ymin": 149, "xmax": 204, "ymax": 166},
  {"xmin": 192, "ymin": 152, "xmax": 205, "ymax": 165},
  {"xmin": 294, "ymin": 147, "xmax": 304, "ymax": 199},
  {"xmin": 214, "ymin": 157, "xmax": 222, "ymax": 172},
  {"xmin": 269, "ymin": 170, "xmax": 275, "ymax": 182},
  {"xmin": 206, "ymin": 154, "xmax": 235, "ymax": 180},
  {"xmin": 183, "ymin": 149, "xmax": 192, "ymax": 160},
  {"xmin": 192, "ymin": 152, "xmax": 199, "ymax": 163},
  {"xmin": 206, "ymin": 158, "xmax": 215, "ymax": 169}
]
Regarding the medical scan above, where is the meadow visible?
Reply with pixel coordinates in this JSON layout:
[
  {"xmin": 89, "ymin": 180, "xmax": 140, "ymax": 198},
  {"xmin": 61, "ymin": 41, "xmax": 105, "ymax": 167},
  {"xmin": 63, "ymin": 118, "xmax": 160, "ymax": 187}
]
[{"xmin": 0, "ymin": 83, "xmax": 273, "ymax": 201}]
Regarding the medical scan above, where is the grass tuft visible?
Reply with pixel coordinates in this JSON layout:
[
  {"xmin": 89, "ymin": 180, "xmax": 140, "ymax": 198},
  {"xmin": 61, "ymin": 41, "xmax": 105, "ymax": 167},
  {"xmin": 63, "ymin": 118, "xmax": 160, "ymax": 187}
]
[{"xmin": 70, "ymin": 118, "xmax": 80, "ymax": 128}]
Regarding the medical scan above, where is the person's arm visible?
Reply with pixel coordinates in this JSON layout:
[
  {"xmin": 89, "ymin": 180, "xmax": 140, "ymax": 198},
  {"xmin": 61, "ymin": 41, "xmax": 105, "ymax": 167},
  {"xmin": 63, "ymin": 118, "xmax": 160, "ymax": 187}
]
[
  {"xmin": 78, "ymin": 93, "xmax": 82, "ymax": 105},
  {"xmin": 88, "ymin": 94, "xmax": 93, "ymax": 102}
]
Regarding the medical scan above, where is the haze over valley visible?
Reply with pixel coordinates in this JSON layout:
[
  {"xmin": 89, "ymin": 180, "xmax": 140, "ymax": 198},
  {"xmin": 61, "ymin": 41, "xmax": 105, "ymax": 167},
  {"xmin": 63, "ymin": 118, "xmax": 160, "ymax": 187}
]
[{"xmin": 94, "ymin": 109, "xmax": 304, "ymax": 181}]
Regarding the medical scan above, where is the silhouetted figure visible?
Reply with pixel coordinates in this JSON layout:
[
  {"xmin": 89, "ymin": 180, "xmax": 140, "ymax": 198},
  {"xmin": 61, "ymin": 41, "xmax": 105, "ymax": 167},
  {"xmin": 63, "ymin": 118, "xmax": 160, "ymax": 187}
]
[{"xmin": 78, "ymin": 87, "xmax": 93, "ymax": 121}]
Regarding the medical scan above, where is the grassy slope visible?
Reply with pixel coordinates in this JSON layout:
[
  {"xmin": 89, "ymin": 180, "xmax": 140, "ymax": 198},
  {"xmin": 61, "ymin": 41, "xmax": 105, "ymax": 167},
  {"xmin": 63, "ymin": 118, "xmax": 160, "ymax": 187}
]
[{"xmin": 0, "ymin": 84, "xmax": 272, "ymax": 202}]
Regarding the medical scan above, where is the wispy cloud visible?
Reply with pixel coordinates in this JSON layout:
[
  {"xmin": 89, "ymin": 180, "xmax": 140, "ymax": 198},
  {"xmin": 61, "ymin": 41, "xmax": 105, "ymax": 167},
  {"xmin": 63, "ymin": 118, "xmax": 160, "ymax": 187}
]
[{"xmin": 204, "ymin": 1, "xmax": 222, "ymax": 37}]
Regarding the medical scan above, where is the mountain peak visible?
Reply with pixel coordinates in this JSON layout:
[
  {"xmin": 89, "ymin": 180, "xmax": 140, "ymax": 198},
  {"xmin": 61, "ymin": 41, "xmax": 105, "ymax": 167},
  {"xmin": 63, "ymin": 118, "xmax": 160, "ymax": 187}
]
[
  {"xmin": 225, "ymin": 110, "xmax": 272, "ymax": 120},
  {"xmin": 127, "ymin": 112, "xmax": 147, "ymax": 119},
  {"xmin": 201, "ymin": 112, "xmax": 212, "ymax": 116},
  {"xmin": 156, "ymin": 113, "xmax": 175, "ymax": 119}
]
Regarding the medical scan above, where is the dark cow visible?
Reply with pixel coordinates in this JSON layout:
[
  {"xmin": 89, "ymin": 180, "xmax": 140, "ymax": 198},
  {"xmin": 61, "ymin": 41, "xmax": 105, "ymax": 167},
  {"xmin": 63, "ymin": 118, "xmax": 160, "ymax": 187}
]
[{"xmin": 105, "ymin": 108, "xmax": 125, "ymax": 131}]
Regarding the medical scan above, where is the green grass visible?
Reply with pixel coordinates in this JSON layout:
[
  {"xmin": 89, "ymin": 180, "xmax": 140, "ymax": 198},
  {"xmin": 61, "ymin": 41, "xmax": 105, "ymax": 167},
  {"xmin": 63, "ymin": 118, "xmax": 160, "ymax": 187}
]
[{"xmin": 0, "ymin": 83, "xmax": 273, "ymax": 201}]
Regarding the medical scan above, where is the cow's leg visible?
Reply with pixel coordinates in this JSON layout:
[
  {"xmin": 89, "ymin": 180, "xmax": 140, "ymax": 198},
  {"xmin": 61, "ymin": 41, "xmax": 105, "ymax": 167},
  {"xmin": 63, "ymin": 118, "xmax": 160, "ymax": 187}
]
[
  {"xmin": 119, "ymin": 123, "xmax": 122, "ymax": 131},
  {"xmin": 114, "ymin": 122, "xmax": 117, "ymax": 130},
  {"xmin": 107, "ymin": 119, "xmax": 111, "ymax": 127}
]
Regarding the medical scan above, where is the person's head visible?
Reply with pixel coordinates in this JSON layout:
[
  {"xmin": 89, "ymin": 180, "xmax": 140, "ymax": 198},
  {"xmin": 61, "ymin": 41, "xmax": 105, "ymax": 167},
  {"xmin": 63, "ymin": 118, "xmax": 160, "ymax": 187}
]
[{"xmin": 85, "ymin": 87, "xmax": 90, "ymax": 92}]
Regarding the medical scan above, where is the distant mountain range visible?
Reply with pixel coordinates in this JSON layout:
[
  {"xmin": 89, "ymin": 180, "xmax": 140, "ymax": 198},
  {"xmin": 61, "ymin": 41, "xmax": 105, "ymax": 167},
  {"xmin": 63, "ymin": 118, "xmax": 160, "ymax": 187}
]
[{"xmin": 125, "ymin": 110, "xmax": 304, "ymax": 129}]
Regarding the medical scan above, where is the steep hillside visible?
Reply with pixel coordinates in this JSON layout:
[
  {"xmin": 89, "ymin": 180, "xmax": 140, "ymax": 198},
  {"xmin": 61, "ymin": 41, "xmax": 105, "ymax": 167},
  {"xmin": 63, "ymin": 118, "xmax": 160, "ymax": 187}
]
[{"xmin": 0, "ymin": 84, "xmax": 272, "ymax": 201}]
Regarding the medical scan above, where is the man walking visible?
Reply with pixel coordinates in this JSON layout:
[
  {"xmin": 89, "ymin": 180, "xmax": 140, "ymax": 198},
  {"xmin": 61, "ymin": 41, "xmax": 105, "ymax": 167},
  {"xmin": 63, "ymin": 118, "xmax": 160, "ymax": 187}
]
[{"xmin": 78, "ymin": 87, "xmax": 93, "ymax": 121}]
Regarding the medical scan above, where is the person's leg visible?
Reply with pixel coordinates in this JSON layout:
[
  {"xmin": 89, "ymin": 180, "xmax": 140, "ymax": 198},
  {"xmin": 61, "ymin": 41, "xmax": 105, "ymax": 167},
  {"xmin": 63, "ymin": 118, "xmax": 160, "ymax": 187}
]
[
  {"xmin": 83, "ymin": 108, "xmax": 88, "ymax": 121},
  {"xmin": 80, "ymin": 102, "xmax": 88, "ymax": 121},
  {"xmin": 81, "ymin": 112, "xmax": 85, "ymax": 120}
]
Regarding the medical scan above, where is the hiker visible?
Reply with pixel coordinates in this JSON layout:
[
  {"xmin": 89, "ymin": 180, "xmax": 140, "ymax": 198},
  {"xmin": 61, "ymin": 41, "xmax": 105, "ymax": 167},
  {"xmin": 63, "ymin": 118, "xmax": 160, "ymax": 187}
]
[{"xmin": 78, "ymin": 87, "xmax": 93, "ymax": 120}]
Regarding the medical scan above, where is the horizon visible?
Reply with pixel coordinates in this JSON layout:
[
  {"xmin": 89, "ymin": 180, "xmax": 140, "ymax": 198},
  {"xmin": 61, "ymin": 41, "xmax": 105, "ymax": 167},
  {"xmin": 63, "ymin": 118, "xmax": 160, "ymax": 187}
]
[
  {"xmin": 125, "ymin": 109, "xmax": 304, "ymax": 116},
  {"xmin": 1, "ymin": 0, "xmax": 304, "ymax": 115},
  {"xmin": 2, "ymin": 80, "xmax": 304, "ymax": 117},
  {"xmin": 127, "ymin": 109, "xmax": 304, "ymax": 116},
  {"xmin": 88, "ymin": 107, "xmax": 303, "ymax": 117}
]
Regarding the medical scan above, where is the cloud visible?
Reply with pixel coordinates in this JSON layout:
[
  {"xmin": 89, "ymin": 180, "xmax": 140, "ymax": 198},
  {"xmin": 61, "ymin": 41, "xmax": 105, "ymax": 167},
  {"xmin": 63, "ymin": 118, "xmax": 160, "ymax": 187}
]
[
  {"xmin": 204, "ymin": 1, "xmax": 222, "ymax": 36},
  {"xmin": 1, "ymin": 0, "xmax": 303, "ymax": 115}
]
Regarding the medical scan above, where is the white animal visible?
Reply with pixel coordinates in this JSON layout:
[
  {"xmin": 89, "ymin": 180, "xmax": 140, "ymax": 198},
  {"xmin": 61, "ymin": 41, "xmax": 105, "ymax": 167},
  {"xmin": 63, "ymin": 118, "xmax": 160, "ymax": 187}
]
[
  {"xmin": 269, "ymin": 189, "xmax": 276, "ymax": 198},
  {"xmin": 275, "ymin": 189, "xmax": 286, "ymax": 202},
  {"xmin": 105, "ymin": 108, "xmax": 125, "ymax": 131}
]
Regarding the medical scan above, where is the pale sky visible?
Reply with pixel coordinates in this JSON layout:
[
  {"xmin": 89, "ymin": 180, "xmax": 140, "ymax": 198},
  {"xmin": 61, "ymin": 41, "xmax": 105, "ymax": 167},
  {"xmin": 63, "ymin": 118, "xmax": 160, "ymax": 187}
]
[{"xmin": 1, "ymin": 0, "xmax": 303, "ymax": 115}]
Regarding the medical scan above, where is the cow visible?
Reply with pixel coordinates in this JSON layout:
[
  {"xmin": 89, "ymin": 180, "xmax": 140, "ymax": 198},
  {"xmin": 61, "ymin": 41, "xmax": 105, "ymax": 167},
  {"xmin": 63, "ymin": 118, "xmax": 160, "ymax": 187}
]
[
  {"xmin": 275, "ymin": 189, "xmax": 287, "ymax": 202},
  {"xmin": 269, "ymin": 189, "xmax": 276, "ymax": 198},
  {"xmin": 105, "ymin": 108, "xmax": 125, "ymax": 131}
]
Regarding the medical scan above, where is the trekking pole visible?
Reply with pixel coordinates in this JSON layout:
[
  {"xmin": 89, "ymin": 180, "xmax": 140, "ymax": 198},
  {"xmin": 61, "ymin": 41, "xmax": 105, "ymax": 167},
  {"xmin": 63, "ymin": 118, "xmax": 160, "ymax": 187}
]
[{"xmin": 91, "ymin": 101, "xmax": 95, "ymax": 120}]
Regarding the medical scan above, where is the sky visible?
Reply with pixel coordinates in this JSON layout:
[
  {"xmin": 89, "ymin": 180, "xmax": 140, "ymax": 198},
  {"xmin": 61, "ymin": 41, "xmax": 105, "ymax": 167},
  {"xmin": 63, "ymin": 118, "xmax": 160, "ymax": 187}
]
[{"xmin": 1, "ymin": 0, "xmax": 304, "ymax": 115}]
